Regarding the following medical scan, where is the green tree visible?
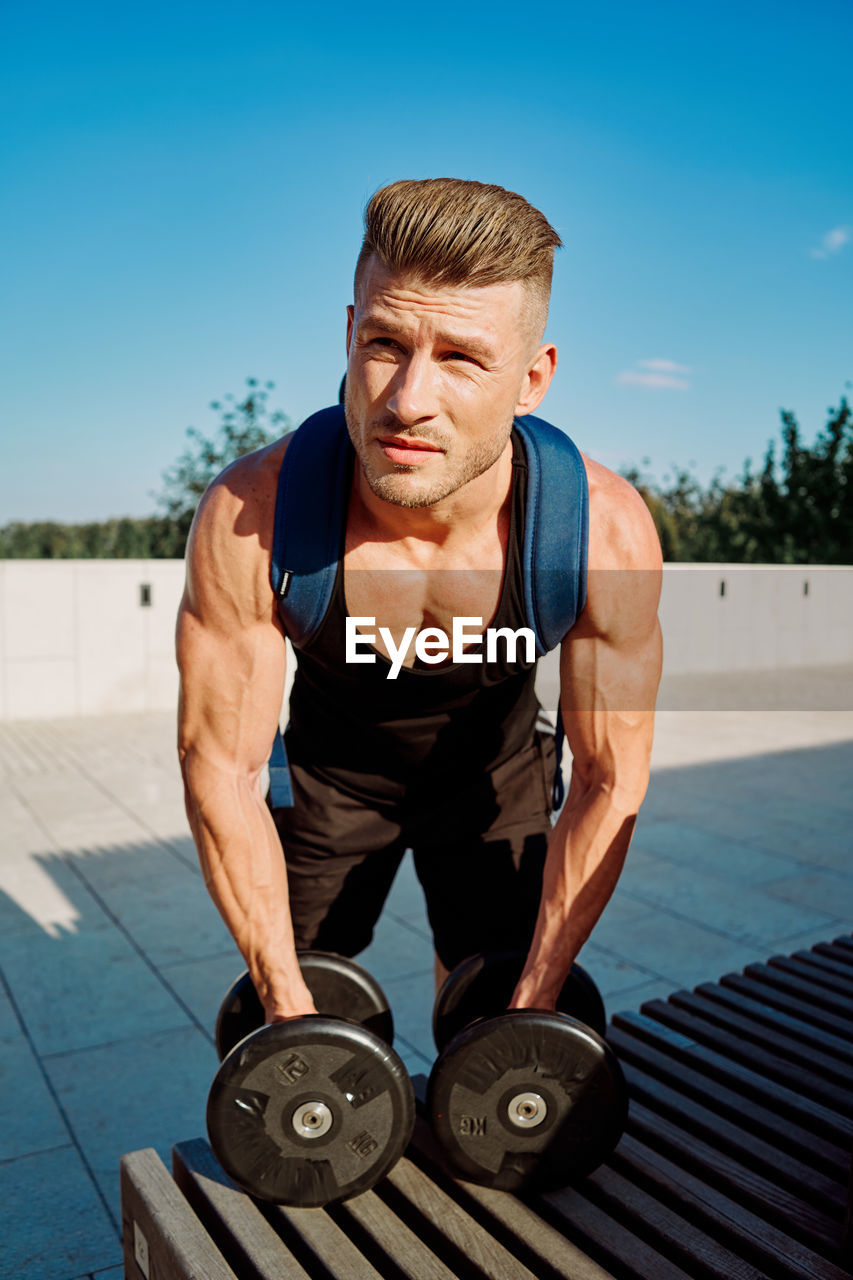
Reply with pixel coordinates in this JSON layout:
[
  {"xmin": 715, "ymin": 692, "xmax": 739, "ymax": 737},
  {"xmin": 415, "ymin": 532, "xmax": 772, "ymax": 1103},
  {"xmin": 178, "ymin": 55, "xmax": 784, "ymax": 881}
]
[
  {"xmin": 625, "ymin": 393, "xmax": 853, "ymax": 563},
  {"xmin": 155, "ymin": 378, "xmax": 291, "ymax": 541}
]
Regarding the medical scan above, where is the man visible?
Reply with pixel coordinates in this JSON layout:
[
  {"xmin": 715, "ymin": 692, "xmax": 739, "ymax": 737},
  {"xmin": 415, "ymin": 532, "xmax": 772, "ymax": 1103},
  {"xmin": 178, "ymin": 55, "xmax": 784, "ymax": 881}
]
[{"xmin": 177, "ymin": 178, "xmax": 662, "ymax": 1025}]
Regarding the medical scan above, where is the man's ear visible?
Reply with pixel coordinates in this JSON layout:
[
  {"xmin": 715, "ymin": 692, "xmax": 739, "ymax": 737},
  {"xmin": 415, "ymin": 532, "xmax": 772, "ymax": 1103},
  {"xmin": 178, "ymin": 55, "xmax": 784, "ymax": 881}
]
[
  {"xmin": 515, "ymin": 343, "xmax": 558, "ymax": 417},
  {"xmin": 346, "ymin": 305, "xmax": 355, "ymax": 355}
]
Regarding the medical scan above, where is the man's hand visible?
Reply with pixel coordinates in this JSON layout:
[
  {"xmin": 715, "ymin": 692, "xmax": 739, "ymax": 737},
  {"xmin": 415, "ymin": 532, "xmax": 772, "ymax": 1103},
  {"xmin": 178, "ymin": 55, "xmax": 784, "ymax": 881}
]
[
  {"xmin": 511, "ymin": 458, "xmax": 663, "ymax": 1010},
  {"xmin": 177, "ymin": 440, "xmax": 317, "ymax": 1022}
]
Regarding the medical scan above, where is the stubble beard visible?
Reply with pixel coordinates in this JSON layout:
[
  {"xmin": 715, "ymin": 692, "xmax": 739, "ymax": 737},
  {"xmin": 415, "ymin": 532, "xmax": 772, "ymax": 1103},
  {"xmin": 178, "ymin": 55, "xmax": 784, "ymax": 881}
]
[{"xmin": 344, "ymin": 394, "xmax": 512, "ymax": 510}]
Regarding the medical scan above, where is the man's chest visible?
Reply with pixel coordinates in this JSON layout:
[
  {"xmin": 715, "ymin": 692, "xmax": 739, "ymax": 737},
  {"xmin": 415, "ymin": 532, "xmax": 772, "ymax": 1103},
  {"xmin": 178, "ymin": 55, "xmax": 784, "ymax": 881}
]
[
  {"xmin": 343, "ymin": 565, "xmax": 504, "ymax": 639},
  {"xmin": 341, "ymin": 524, "xmax": 508, "ymax": 668}
]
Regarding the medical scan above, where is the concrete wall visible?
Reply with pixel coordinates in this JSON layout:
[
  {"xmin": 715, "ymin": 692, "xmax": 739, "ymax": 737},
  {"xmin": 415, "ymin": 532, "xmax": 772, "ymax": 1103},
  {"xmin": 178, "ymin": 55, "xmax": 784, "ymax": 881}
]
[
  {"xmin": 0, "ymin": 560, "xmax": 186, "ymax": 721},
  {"xmin": 1, "ymin": 560, "xmax": 851, "ymax": 720},
  {"xmin": 658, "ymin": 565, "xmax": 853, "ymax": 675}
]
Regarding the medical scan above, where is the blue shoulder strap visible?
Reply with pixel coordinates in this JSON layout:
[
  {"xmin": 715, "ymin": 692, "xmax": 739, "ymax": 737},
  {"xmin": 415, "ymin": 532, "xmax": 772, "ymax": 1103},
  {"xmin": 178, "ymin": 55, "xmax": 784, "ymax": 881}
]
[
  {"xmin": 514, "ymin": 413, "xmax": 589, "ymax": 656},
  {"xmin": 270, "ymin": 404, "xmax": 352, "ymax": 643},
  {"xmin": 267, "ymin": 405, "xmax": 588, "ymax": 808},
  {"xmin": 514, "ymin": 413, "xmax": 589, "ymax": 809},
  {"xmin": 267, "ymin": 405, "xmax": 350, "ymax": 805}
]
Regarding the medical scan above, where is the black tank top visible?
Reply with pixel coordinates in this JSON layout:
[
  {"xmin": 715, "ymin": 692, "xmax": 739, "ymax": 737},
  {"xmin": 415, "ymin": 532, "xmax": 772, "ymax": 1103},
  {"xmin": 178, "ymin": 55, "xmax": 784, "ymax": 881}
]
[{"xmin": 285, "ymin": 429, "xmax": 542, "ymax": 802}]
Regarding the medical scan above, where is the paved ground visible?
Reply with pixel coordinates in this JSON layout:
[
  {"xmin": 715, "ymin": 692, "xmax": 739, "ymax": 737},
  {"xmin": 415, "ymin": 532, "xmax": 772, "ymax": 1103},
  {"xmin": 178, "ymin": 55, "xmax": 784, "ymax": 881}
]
[{"xmin": 1, "ymin": 664, "xmax": 852, "ymax": 1279}]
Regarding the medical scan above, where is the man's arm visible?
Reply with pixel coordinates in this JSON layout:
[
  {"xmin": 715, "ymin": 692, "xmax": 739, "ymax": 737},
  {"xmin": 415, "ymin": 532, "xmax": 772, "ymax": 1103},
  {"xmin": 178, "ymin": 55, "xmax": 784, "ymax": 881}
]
[
  {"xmin": 176, "ymin": 445, "xmax": 316, "ymax": 1021},
  {"xmin": 511, "ymin": 463, "xmax": 663, "ymax": 1009}
]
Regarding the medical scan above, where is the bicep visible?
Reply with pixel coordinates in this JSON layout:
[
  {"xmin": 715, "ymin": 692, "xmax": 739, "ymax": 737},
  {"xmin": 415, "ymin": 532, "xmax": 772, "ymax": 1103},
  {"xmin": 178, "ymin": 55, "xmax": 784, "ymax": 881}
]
[{"xmin": 176, "ymin": 486, "xmax": 287, "ymax": 787}]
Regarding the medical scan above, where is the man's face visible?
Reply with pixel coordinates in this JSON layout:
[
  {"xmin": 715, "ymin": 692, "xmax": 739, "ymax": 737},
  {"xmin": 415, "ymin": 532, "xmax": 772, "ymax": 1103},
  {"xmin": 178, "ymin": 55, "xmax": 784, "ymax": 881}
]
[{"xmin": 344, "ymin": 256, "xmax": 553, "ymax": 509}]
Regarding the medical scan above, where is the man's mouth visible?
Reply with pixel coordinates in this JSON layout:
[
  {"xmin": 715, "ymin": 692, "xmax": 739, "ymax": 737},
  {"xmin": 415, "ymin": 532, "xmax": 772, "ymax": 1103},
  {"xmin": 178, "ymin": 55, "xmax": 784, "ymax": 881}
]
[{"xmin": 375, "ymin": 435, "xmax": 444, "ymax": 465}]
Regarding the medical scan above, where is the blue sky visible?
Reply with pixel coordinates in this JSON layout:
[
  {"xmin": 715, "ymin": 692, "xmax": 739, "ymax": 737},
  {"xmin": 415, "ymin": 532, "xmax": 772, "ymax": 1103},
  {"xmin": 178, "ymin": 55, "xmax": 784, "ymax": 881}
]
[{"xmin": 2, "ymin": 0, "xmax": 851, "ymax": 521}]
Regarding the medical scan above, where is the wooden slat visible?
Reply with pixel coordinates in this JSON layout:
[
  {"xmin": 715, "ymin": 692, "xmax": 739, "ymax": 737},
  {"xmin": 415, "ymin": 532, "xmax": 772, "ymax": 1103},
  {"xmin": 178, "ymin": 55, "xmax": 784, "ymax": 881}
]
[
  {"xmin": 667, "ymin": 989, "xmax": 852, "ymax": 1089},
  {"xmin": 625, "ymin": 1097, "xmax": 843, "ymax": 1255},
  {"xmin": 330, "ymin": 1185, "xmax": 462, "ymax": 1280},
  {"xmin": 608, "ymin": 1020, "xmax": 848, "ymax": 1179},
  {"xmin": 642, "ymin": 998, "xmax": 853, "ymax": 1117},
  {"xmin": 768, "ymin": 953, "xmax": 853, "ymax": 999},
  {"xmin": 792, "ymin": 948, "xmax": 853, "ymax": 985},
  {"xmin": 171, "ymin": 1139, "xmax": 312, "ymax": 1280},
  {"xmin": 613, "ymin": 1010, "xmax": 853, "ymax": 1145},
  {"xmin": 742, "ymin": 962, "xmax": 853, "ymax": 1021},
  {"xmin": 618, "ymin": 1055, "xmax": 846, "ymax": 1213},
  {"xmin": 828, "ymin": 936, "xmax": 853, "ymax": 959},
  {"xmin": 583, "ymin": 1161, "xmax": 776, "ymax": 1280},
  {"xmin": 267, "ymin": 1199, "xmax": 386, "ymax": 1280},
  {"xmin": 692, "ymin": 981, "xmax": 853, "ymax": 1069},
  {"xmin": 381, "ymin": 1154, "xmax": 540, "ymax": 1280},
  {"xmin": 719, "ymin": 971, "xmax": 853, "ymax": 1044},
  {"xmin": 840, "ymin": 1146, "xmax": 845, "ymax": 1264},
  {"xmin": 120, "ymin": 1148, "xmax": 238, "ymax": 1280},
  {"xmin": 815, "ymin": 940, "xmax": 853, "ymax": 970},
  {"xmin": 407, "ymin": 1117, "xmax": 616, "ymax": 1280},
  {"xmin": 540, "ymin": 1181, "xmax": 696, "ymax": 1280},
  {"xmin": 611, "ymin": 1132, "xmax": 853, "ymax": 1280}
]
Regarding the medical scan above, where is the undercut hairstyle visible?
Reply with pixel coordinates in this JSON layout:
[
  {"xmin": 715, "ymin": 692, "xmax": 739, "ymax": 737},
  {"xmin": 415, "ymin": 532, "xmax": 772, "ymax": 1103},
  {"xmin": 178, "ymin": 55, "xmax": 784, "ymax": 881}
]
[{"xmin": 354, "ymin": 178, "xmax": 562, "ymax": 339}]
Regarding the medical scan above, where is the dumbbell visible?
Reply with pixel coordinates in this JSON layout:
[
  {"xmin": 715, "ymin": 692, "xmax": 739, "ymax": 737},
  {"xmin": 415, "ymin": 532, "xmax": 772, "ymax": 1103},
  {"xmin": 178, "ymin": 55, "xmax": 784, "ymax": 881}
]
[
  {"xmin": 215, "ymin": 949, "xmax": 396, "ymax": 1059},
  {"xmin": 206, "ymin": 951, "xmax": 414, "ymax": 1208},
  {"xmin": 427, "ymin": 951, "xmax": 628, "ymax": 1192}
]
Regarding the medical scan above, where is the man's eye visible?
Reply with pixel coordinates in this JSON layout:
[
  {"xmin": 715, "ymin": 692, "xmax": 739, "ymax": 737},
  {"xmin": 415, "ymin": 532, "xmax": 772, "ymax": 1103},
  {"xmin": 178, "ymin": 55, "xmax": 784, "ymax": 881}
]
[{"xmin": 446, "ymin": 351, "xmax": 476, "ymax": 364}]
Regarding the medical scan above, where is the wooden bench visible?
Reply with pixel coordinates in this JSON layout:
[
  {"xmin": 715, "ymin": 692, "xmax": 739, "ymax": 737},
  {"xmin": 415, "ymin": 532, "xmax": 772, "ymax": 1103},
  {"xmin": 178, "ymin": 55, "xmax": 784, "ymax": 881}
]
[{"xmin": 121, "ymin": 934, "xmax": 853, "ymax": 1279}]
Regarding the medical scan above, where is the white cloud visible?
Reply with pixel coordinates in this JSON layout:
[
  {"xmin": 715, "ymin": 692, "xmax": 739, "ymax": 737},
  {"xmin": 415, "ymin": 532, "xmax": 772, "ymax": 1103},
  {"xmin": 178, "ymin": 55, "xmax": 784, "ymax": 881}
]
[
  {"xmin": 810, "ymin": 225, "xmax": 850, "ymax": 259},
  {"xmin": 616, "ymin": 357, "xmax": 691, "ymax": 391},
  {"xmin": 636, "ymin": 358, "xmax": 692, "ymax": 375},
  {"xmin": 617, "ymin": 371, "xmax": 690, "ymax": 391}
]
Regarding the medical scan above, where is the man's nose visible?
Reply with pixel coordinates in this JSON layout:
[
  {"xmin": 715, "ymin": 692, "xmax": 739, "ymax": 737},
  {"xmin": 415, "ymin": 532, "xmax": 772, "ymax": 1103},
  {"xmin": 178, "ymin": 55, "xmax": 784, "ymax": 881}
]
[{"xmin": 385, "ymin": 353, "xmax": 437, "ymax": 424}]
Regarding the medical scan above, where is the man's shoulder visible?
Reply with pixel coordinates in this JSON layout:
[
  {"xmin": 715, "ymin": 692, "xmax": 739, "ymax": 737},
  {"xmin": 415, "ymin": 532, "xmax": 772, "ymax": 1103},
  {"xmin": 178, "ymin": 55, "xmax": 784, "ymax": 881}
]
[
  {"xmin": 560, "ymin": 452, "xmax": 662, "ymax": 646},
  {"xmin": 183, "ymin": 436, "xmax": 293, "ymax": 627},
  {"xmin": 581, "ymin": 452, "xmax": 661, "ymax": 573},
  {"xmin": 197, "ymin": 435, "xmax": 292, "ymax": 529}
]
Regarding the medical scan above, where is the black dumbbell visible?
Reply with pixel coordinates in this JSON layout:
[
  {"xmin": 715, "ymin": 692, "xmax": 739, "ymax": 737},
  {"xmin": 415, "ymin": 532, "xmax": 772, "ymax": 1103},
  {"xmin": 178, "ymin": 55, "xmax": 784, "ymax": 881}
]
[
  {"xmin": 206, "ymin": 952, "xmax": 414, "ymax": 1207},
  {"xmin": 215, "ymin": 949, "xmax": 395, "ymax": 1059},
  {"xmin": 427, "ymin": 952, "xmax": 628, "ymax": 1192},
  {"xmin": 432, "ymin": 950, "xmax": 607, "ymax": 1052}
]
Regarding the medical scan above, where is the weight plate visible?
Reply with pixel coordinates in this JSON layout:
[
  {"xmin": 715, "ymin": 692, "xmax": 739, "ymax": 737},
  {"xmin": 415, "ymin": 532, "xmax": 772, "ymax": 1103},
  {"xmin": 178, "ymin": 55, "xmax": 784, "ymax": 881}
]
[
  {"xmin": 208, "ymin": 1015, "xmax": 415, "ymax": 1206},
  {"xmin": 215, "ymin": 950, "xmax": 395, "ymax": 1060},
  {"xmin": 215, "ymin": 972, "xmax": 264, "ymax": 1061},
  {"xmin": 433, "ymin": 952, "xmax": 607, "ymax": 1052},
  {"xmin": 299, "ymin": 951, "xmax": 395, "ymax": 1047},
  {"xmin": 428, "ymin": 1009, "xmax": 628, "ymax": 1191}
]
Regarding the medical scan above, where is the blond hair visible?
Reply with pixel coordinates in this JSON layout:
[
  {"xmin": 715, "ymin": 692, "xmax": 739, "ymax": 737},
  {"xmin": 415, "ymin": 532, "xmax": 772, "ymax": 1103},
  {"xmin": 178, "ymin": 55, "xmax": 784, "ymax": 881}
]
[{"xmin": 354, "ymin": 178, "xmax": 561, "ymax": 335}]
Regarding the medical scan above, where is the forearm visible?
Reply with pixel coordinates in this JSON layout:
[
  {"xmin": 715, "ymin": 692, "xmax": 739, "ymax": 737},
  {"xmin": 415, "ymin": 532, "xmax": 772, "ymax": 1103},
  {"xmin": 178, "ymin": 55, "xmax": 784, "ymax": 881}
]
[
  {"xmin": 182, "ymin": 751, "xmax": 315, "ymax": 1020},
  {"xmin": 511, "ymin": 770, "xmax": 642, "ymax": 1009}
]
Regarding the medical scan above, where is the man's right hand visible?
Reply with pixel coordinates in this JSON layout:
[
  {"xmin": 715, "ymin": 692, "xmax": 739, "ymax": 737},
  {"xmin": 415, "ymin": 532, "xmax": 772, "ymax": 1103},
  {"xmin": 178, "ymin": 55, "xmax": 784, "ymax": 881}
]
[{"xmin": 260, "ymin": 972, "xmax": 319, "ymax": 1023}]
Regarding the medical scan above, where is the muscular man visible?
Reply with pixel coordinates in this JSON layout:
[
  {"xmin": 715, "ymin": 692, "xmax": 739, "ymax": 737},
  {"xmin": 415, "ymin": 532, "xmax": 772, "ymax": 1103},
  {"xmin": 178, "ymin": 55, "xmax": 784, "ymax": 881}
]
[{"xmin": 177, "ymin": 178, "xmax": 662, "ymax": 1024}]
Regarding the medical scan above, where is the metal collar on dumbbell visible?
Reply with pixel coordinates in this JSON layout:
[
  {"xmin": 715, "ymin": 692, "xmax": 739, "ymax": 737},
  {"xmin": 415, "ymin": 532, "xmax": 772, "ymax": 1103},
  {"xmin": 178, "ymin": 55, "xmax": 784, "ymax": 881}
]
[
  {"xmin": 507, "ymin": 1091, "xmax": 547, "ymax": 1129},
  {"xmin": 292, "ymin": 1100, "xmax": 333, "ymax": 1138}
]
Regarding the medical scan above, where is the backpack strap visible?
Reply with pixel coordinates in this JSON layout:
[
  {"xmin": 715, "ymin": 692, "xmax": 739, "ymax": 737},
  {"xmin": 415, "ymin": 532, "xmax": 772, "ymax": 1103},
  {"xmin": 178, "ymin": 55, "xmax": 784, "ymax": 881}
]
[
  {"xmin": 514, "ymin": 413, "xmax": 590, "ymax": 809},
  {"xmin": 267, "ymin": 724, "xmax": 293, "ymax": 808},
  {"xmin": 268, "ymin": 405, "xmax": 351, "ymax": 806},
  {"xmin": 270, "ymin": 404, "xmax": 352, "ymax": 645},
  {"xmin": 514, "ymin": 413, "xmax": 589, "ymax": 655}
]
